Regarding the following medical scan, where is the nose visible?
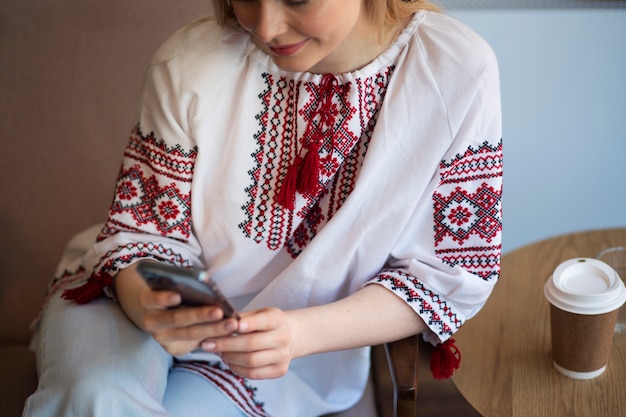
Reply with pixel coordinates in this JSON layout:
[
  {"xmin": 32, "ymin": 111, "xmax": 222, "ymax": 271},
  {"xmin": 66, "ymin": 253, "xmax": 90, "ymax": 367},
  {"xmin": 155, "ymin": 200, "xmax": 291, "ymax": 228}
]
[{"xmin": 250, "ymin": 2, "xmax": 287, "ymax": 43}]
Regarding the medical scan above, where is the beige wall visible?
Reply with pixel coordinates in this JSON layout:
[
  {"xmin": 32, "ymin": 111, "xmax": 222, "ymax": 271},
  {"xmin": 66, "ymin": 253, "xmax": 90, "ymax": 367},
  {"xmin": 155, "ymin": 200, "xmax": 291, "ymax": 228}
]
[{"xmin": 0, "ymin": 0, "xmax": 210, "ymax": 343}]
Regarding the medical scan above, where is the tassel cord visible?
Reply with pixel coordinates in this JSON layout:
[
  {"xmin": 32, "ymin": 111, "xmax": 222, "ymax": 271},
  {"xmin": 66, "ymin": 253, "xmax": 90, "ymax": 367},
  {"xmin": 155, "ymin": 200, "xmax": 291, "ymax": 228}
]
[
  {"xmin": 430, "ymin": 338, "xmax": 462, "ymax": 380},
  {"xmin": 276, "ymin": 74, "xmax": 339, "ymax": 208}
]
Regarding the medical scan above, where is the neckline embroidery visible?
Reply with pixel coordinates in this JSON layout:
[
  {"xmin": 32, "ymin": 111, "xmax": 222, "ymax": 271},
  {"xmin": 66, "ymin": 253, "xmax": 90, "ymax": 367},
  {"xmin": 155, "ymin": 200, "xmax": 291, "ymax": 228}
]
[{"xmin": 275, "ymin": 74, "xmax": 339, "ymax": 210}]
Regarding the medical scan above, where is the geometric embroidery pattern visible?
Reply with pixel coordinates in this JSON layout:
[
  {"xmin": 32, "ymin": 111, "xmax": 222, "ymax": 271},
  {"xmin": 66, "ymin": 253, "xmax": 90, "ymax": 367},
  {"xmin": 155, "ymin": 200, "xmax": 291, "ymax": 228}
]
[
  {"xmin": 172, "ymin": 360, "xmax": 269, "ymax": 417},
  {"xmin": 58, "ymin": 125, "xmax": 200, "ymax": 305},
  {"xmin": 103, "ymin": 125, "xmax": 198, "ymax": 242},
  {"xmin": 92, "ymin": 241, "xmax": 193, "ymax": 279},
  {"xmin": 375, "ymin": 270, "xmax": 462, "ymax": 339},
  {"xmin": 433, "ymin": 140, "xmax": 503, "ymax": 281},
  {"xmin": 58, "ymin": 240, "xmax": 194, "ymax": 304},
  {"xmin": 239, "ymin": 68, "xmax": 395, "ymax": 256}
]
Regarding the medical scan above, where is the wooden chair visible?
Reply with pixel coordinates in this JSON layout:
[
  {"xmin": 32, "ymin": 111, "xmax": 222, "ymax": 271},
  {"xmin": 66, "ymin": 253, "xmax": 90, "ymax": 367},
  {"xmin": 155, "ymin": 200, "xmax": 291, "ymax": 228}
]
[
  {"xmin": 373, "ymin": 336, "xmax": 420, "ymax": 417},
  {"xmin": 385, "ymin": 336, "xmax": 420, "ymax": 417}
]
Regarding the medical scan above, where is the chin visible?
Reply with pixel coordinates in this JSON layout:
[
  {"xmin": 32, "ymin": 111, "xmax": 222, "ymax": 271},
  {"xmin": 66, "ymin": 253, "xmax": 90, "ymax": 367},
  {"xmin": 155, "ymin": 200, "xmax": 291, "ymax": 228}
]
[{"xmin": 271, "ymin": 58, "xmax": 319, "ymax": 74}]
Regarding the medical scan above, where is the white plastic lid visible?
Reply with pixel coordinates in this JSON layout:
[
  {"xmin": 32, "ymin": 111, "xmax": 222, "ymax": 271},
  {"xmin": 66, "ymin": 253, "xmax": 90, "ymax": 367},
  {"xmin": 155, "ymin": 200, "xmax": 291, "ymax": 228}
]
[{"xmin": 544, "ymin": 258, "xmax": 626, "ymax": 315}]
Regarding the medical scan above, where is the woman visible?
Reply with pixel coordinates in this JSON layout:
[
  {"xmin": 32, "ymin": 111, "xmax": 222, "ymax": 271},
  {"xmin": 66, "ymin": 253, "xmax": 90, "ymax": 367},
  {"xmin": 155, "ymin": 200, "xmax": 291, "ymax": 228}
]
[{"xmin": 24, "ymin": 0, "xmax": 502, "ymax": 416}]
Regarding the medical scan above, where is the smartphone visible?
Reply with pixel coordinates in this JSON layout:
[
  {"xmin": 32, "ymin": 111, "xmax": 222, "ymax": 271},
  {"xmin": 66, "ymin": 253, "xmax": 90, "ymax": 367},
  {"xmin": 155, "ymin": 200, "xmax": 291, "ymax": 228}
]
[{"xmin": 136, "ymin": 260, "xmax": 239, "ymax": 319}]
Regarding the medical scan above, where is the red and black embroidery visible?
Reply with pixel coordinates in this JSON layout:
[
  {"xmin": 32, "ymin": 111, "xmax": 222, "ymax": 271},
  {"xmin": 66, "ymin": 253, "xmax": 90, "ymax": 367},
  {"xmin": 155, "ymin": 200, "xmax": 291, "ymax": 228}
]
[
  {"xmin": 173, "ymin": 360, "xmax": 269, "ymax": 417},
  {"xmin": 62, "ymin": 125, "xmax": 198, "ymax": 304},
  {"xmin": 62, "ymin": 241, "xmax": 192, "ymax": 304},
  {"xmin": 239, "ymin": 68, "xmax": 395, "ymax": 256},
  {"xmin": 433, "ymin": 140, "xmax": 503, "ymax": 281},
  {"xmin": 376, "ymin": 270, "xmax": 461, "ymax": 338},
  {"xmin": 103, "ymin": 125, "xmax": 198, "ymax": 242}
]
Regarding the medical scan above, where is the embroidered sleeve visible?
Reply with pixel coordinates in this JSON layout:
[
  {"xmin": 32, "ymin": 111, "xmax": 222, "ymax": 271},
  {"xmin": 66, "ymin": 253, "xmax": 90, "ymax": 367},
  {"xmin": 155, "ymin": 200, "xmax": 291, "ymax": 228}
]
[
  {"xmin": 63, "ymin": 62, "xmax": 203, "ymax": 304},
  {"xmin": 368, "ymin": 60, "xmax": 502, "ymax": 344},
  {"xmin": 91, "ymin": 124, "xmax": 200, "ymax": 272},
  {"xmin": 372, "ymin": 138, "xmax": 502, "ymax": 343}
]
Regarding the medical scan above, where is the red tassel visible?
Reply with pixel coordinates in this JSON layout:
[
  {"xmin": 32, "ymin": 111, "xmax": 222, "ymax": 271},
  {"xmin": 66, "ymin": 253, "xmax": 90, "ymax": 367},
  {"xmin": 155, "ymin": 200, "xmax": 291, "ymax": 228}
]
[
  {"xmin": 275, "ymin": 156, "xmax": 302, "ymax": 210},
  {"xmin": 430, "ymin": 338, "xmax": 461, "ymax": 380},
  {"xmin": 297, "ymin": 142, "xmax": 320, "ymax": 195},
  {"xmin": 62, "ymin": 276, "xmax": 110, "ymax": 305}
]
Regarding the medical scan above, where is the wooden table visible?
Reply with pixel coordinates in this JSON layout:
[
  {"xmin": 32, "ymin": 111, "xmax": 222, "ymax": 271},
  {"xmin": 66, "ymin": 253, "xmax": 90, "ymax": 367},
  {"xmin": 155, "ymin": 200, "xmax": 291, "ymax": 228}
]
[{"xmin": 451, "ymin": 228, "xmax": 626, "ymax": 417}]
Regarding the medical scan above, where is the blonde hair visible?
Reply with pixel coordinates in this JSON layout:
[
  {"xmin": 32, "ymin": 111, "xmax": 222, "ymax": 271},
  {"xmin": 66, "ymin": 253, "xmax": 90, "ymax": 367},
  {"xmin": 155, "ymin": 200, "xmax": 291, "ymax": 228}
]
[{"xmin": 212, "ymin": 0, "xmax": 439, "ymax": 28}]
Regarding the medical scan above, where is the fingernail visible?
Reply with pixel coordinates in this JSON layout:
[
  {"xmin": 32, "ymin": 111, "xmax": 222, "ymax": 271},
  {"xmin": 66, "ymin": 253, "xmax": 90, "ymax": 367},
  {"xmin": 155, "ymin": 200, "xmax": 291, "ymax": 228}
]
[
  {"xmin": 238, "ymin": 321, "xmax": 249, "ymax": 332},
  {"xmin": 225, "ymin": 320, "xmax": 239, "ymax": 332},
  {"xmin": 202, "ymin": 341, "xmax": 216, "ymax": 351}
]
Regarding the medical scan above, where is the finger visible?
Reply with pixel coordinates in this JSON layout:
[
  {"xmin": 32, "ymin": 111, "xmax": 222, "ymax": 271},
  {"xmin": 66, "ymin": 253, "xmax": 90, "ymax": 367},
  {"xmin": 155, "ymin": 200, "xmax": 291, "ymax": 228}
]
[
  {"xmin": 143, "ymin": 305, "xmax": 229, "ymax": 333},
  {"xmin": 149, "ymin": 315, "xmax": 240, "ymax": 350},
  {"xmin": 140, "ymin": 289, "xmax": 181, "ymax": 309},
  {"xmin": 150, "ymin": 320, "xmax": 237, "ymax": 356},
  {"xmin": 157, "ymin": 317, "xmax": 240, "ymax": 343},
  {"xmin": 226, "ymin": 358, "xmax": 290, "ymax": 380},
  {"xmin": 236, "ymin": 307, "xmax": 285, "ymax": 334},
  {"xmin": 199, "ymin": 308, "xmax": 290, "ymax": 354},
  {"xmin": 222, "ymin": 343, "xmax": 290, "ymax": 368},
  {"xmin": 202, "ymin": 324, "xmax": 290, "ymax": 356},
  {"xmin": 166, "ymin": 305, "xmax": 226, "ymax": 327}
]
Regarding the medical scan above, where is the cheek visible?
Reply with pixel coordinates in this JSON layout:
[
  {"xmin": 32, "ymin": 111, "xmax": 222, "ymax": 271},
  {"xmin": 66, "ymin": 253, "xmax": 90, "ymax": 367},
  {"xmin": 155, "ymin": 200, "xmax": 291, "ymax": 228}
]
[
  {"xmin": 302, "ymin": 7, "xmax": 359, "ymax": 40},
  {"xmin": 232, "ymin": 9, "xmax": 255, "ymax": 33},
  {"xmin": 294, "ymin": 17, "xmax": 339, "ymax": 41}
]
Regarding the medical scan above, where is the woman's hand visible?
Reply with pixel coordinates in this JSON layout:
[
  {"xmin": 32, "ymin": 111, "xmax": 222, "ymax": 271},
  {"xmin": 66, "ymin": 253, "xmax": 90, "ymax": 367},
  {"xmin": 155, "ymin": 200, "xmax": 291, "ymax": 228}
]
[
  {"xmin": 201, "ymin": 307, "xmax": 295, "ymax": 380},
  {"xmin": 116, "ymin": 264, "xmax": 426, "ymax": 379},
  {"xmin": 114, "ymin": 263, "xmax": 239, "ymax": 356},
  {"xmin": 139, "ymin": 289, "xmax": 240, "ymax": 356},
  {"xmin": 201, "ymin": 285, "xmax": 428, "ymax": 381}
]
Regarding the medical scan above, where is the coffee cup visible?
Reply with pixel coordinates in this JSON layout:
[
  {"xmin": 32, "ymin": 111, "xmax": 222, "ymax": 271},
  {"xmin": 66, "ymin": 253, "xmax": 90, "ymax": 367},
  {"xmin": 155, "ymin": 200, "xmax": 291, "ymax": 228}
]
[{"xmin": 544, "ymin": 258, "xmax": 626, "ymax": 379}]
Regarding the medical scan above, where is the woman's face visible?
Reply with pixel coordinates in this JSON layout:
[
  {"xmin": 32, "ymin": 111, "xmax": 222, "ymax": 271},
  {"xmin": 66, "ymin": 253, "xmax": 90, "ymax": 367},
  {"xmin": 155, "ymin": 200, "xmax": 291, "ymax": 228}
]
[{"xmin": 231, "ymin": 0, "xmax": 374, "ymax": 74}]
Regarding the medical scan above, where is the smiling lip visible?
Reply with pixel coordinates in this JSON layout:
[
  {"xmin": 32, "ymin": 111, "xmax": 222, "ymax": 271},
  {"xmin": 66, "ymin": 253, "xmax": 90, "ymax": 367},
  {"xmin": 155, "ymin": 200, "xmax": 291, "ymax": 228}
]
[{"xmin": 268, "ymin": 40, "xmax": 308, "ymax": 57}]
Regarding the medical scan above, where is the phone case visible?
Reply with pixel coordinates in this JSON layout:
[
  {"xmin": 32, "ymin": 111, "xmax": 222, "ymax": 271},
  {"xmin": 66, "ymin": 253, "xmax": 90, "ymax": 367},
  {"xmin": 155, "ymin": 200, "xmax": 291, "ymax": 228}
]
[{"xmin": 136, "ymin": 261, "xmax": 239, "ymax": 319}]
